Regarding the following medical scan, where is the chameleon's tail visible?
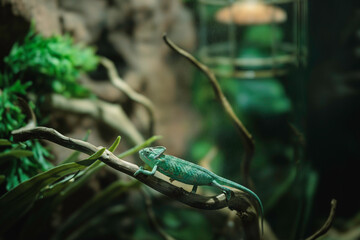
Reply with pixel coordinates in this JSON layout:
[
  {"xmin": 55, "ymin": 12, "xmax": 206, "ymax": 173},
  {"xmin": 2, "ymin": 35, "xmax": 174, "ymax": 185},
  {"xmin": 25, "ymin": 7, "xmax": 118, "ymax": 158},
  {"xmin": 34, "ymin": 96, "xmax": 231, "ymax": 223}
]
[{"xmin": 216, "ymin": 175, "xmax": 264, "ymax": 235}]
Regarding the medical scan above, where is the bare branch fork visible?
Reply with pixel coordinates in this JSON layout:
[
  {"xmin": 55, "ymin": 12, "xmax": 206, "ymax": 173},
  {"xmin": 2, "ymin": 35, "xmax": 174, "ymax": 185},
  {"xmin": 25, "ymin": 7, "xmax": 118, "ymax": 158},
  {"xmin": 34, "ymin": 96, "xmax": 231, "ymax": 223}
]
[
  {"xmin": 48, "ymin": 94, "xmax": 144, "ymax": 146},
  {"xmin": 162, "ymin": 34, "xmax": 255, "ymax": 188},
  {"xmin": 11, "ymin": 127, "xmax": 255, "ymax": 216},
  {"xmin": 100, "ymin": 57, "xmax": 156, "ymax": 137}
]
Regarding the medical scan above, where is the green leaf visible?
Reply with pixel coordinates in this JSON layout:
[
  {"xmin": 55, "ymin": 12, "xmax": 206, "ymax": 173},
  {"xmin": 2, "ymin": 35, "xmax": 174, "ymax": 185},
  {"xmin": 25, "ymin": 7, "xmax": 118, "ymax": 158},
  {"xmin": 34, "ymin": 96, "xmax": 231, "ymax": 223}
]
[
  {"xmin": 0, "ymin": 139, "xmax": 12, "ymax": 146},
  {"xmin": 61, "ymin": 150, "xmax": 81, "ymax": 164},
  {"xmin": 18, "ymin": 160, "xmax": 103, "ymax": 238},
  {"xmin": 61, "ymin": 130, "xmax": 91, "ymax": 164},
  {"xmin": 264, "ymin": 167, "xmax": 297, "ymax": 211},
  {"xmin": 54, "ymin": 180, "xmax": 138, "ymax": 239},
  {"xmin": 0, "ymin": 159, "xmax": 95, "ymax": 233},
  {"xmin": 59, "ymin": 205, "xmax": 127, "ymax": 240},
  {"xmin": 17, "ymin": 167, "xmax": 30, "ymax": 182},
  {"xmin": 108, "ymin": 136, "xmax": 121, "ymax": 153},
  {"xmin": 19, "ymin": 134, "xmax": 163, "ymax": 235},
  {"xmin": 38, "ymin": 172, "xmax": 79, "ymax": 199},
  {"xmin": 31, "ymin": 140, "xmax": 53, "ymax": 170},
  {"xmin": 118, "ymin": 135, "xmax": 162, "ymax": 158},
  {"xmin": 0, "ymin": 149, "xmax": 33, "ymax": 161},
  {"xmin": 0, "ymin": 134, "xmax": 161, "ymax": 235},
  {"xmin": 224, "ymin": 78, "xmax": 291, "ymax": 116},
  {"xmin": 243, "ymin": 25, "xmax": 284, "ymax": 49},
  {"xmin": 5, "ymin": 161, "xmax": 19, "ymax": 190},
  {"xmin": 0, "ymin": 175, "xmax": 5, "ymax": 185},
  {"xmin": 87, "ymin": 147, "xmax": 106, "ymax": 160}
]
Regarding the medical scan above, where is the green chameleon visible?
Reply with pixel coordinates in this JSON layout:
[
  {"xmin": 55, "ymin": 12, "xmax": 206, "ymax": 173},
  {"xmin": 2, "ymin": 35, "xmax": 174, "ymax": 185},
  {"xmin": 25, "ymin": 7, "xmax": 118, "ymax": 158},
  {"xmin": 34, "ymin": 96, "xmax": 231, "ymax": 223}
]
[{"xmin": 134, "ymin": 146, "xmax": 264, "ymax": 234}]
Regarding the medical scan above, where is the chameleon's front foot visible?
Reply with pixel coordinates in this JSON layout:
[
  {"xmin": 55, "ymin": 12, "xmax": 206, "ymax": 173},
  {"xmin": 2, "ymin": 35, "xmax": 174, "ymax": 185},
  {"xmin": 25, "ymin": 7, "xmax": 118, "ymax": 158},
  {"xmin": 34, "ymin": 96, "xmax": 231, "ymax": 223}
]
[
  {"xmin": 134, "ymin": 166, "xmax": 144, "ymax": 176},
  {"xmin": 134, "ymin": 165, "xmax": 158, "ymax": 176}
]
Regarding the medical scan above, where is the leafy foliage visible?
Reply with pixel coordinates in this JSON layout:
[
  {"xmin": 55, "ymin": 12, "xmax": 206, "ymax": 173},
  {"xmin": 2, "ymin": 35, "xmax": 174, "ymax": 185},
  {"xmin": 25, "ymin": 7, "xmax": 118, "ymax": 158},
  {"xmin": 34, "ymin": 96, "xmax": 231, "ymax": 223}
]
[
  {"xmin": 0, "ymin": 158, "xmax": 96, "ymax": 233},
  {"xmin": 242, "ymin": 25, "xmax": 284, "ymax": 49},
  {"xmin": 4, "ymin": 27, "xmax": 98, "ymax": 98},
  {"xmin": 0, "ymin": 135, "xmax": 158, "ymax": 239},
  {"xmin": 0, "ymin": 140, "xmax": 53, "ymax": 190},
  {"xmin": 0, "ymin": 72, "xmax": 53, "ymax": 190},
  {"xmin": 0, "ymin": 74, "xmax": 30, "ymax": 138},
  {"xmin": 0, "ymin": 27, "xmax": 99, "ymax": 190},
  {"xmin": 223, "ymin": 78, "xmax": 291, "ymax": 116}
]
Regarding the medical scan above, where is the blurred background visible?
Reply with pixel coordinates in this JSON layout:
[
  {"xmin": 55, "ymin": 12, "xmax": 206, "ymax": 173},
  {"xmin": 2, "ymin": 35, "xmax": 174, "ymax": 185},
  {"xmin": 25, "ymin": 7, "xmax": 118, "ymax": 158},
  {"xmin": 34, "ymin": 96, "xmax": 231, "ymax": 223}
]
[{"xmin": 0, "ymin": 0, "xmax": 359, "ymax": 239}]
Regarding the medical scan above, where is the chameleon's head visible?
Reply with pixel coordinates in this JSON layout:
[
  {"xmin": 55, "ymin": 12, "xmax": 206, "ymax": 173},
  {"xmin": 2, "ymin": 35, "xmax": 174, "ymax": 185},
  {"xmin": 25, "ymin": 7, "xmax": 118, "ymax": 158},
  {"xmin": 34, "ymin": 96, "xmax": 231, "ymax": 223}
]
[{"xmin": 139, "ymin": 146, "xmax": 166, "ymax": 167}]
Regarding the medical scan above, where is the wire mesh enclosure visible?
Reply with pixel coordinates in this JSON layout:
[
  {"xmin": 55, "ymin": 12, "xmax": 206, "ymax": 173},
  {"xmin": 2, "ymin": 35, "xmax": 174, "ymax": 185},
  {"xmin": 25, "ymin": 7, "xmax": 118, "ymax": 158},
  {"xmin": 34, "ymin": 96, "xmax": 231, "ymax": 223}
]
[{"xmin": 198, "ymin": 0, "xmax": 307, "ymax": 79}]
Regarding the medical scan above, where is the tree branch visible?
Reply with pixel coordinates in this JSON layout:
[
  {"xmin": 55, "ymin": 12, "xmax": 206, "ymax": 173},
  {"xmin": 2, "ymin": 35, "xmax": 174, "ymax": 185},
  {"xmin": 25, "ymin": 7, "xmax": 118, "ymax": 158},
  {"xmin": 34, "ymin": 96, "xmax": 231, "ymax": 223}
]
[
  {"xmin": 162, "ymin": 34, "xmax": 255, "ymax": 188},
  {"xmin": 11, "ymin": 127, "xmax": 230, "ymax": 209},
  {"xmin": 305, "ymin": 199, "xmax": 337, "ymax": 240},
  {"xmin": 48, "ymin": 93, "xmax": 144, "ymax": 146},
  {"xmin": 11, "ymin": 126, "xmax": 261, "ymax": 239},
  {"xmin": 100, "ymin": 57, "xmax": 156, "ymax": 137}
]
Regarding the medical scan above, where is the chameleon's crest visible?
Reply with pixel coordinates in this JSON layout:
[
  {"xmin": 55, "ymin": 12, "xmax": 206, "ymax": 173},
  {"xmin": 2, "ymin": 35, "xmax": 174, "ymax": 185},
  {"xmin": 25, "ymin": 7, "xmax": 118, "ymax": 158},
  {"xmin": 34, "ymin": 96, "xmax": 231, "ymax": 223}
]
[
  {"xmin": 149, "ymin": 146, "xmax": 166, "ymax": 158},
  {"xmin": 139, "ymin": 146, "xmax": 166, "ymax": 167}
]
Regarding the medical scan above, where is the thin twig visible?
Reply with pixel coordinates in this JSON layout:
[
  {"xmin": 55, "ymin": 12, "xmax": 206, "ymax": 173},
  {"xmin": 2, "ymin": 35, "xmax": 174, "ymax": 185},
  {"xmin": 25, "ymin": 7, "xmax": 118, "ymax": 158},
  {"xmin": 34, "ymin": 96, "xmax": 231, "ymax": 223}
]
[
  {"xmin": 17, "ymin": 97, "xmax": 37, "ymax": 129},
  {"xmin": 162, "ymin": 34, "xmax": 255, "ymax": 188},
  {"xmin": 100, "ymin": 57, "xmax": 156, "ymax": 137},
  {"xmin": 305, "ymin": 199, "xmax": 337, "ymax": 240},
  {"xmin": 141, "ymin": 188, "xmax": 176, "ymax": 240},
  {"xmin": 11, "ymin": 127, "xmax": 233, "ymax": 210}
]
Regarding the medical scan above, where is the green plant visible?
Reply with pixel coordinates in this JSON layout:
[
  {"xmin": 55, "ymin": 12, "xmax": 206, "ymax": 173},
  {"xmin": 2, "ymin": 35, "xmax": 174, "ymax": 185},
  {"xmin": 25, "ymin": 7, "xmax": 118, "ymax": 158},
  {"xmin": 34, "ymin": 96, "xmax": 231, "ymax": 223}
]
[
  {"xmin": 0, "ymin": 26, "xmax": 100, "ymax": 190},
  {"xmin": 4, "ymin": 27, "xmax": 98, "ymax": 98},
  {"xmin": 242, "ymin": 25, "xmax": 284, "ymax": 49},
  {"xmin": 0, "ymin": 72, "xmax": 52, "ymax": 190},
  {"xmin": 0, "ymin": 135, "xmax": 159, "ymax": 239}
]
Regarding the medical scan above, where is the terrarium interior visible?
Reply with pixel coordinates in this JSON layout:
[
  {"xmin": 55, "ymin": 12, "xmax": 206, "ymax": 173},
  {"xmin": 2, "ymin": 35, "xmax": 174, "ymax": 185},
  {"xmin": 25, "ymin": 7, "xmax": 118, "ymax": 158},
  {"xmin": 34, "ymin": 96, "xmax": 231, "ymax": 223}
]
[{"xmin": 0, "ymin": 0, "xmax": 359, "ymax": 240}]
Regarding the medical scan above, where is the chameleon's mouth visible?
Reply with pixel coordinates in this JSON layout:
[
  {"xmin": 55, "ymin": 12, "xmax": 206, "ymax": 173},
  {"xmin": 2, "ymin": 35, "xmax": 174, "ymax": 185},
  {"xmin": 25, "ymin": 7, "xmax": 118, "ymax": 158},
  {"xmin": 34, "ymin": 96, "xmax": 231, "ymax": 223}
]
[
  {"xmin": 138, "ymin": 149, "xmax": 145, "ymax": 158},
  {"xmin": 139, "ymin": 149, "xmax": 150, "ymax": 162}
]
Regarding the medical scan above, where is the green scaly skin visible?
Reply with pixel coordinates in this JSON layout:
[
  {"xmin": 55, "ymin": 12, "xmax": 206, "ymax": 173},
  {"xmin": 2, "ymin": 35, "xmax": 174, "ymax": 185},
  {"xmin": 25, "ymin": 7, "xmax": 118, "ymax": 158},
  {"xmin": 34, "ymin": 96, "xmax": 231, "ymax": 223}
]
[{"xmin": 134, "ymin": 146, "xmax": 264, "ymax": 235}]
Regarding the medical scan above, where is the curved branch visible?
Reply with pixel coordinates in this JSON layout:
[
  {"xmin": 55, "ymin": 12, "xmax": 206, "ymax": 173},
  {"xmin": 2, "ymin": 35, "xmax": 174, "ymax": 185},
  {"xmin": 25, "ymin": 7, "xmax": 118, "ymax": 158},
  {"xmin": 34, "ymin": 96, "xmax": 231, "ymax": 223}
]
[
  {"xmin": 162, "ymin": 34, "xmax": 255, "ymax": 188},
  {"xmin": 100, "ymin": 57, "xmax": 156, "ymax": 137},
  {"xmin": 11, "ymin": 127, "xmax": 228, "ymax": 210},
  {"xmin": 48, "ymin": 93, "xmax": 144, "ymax": 146},
  {"xmin": 12, "ymin": 127, "xmax": 261, "ymax": 239},
  {"xmin": 141, "ymin": 188, "xmax": 176, "ymax": 240},
  {"xmin": 305, "ymin": 199, "xmax": 337, "ymax": 240}
]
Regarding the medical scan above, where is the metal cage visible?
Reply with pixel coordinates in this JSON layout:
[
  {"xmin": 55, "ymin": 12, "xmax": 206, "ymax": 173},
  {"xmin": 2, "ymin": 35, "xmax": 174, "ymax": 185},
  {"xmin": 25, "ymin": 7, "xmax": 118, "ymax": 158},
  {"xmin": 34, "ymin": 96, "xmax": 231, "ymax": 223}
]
[{"xmin": 198, "ymin": 0, "xmax": 307, "ymax": 79}]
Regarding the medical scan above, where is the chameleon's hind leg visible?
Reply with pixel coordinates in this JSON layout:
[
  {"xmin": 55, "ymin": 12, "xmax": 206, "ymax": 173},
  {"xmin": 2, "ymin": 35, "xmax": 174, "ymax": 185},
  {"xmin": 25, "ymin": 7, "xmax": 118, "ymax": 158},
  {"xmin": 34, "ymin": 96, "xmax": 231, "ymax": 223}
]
[
  {"xmin": 211, "ymin": 180, "xmax": 232, "ymax": 200},
  {"xmin": 191, "ymin": 185, "xmax": 198, "ymax": 194}
]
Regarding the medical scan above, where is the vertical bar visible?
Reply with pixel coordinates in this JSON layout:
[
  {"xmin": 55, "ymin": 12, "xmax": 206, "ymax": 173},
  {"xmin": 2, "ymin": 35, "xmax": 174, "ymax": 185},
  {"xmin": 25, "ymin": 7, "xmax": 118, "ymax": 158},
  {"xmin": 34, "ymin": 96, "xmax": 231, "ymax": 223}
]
[
  {"xmin": 270, "ymin": 2, "xmax": 279, "ymax": 77},
  {"xmin": 228, "ymin": 0, "xmax": 236, "ymax": 75},
  {"xmin": 302, "ymin": 0, "xmax": 308, "ymax": 66},
  {"xmin": 293, "ymin": 0, "xmax": 299, "ymax": 67},
  {"xmin": 199, "ymin": 0, "xmax": 207, "ymax": 59}
]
